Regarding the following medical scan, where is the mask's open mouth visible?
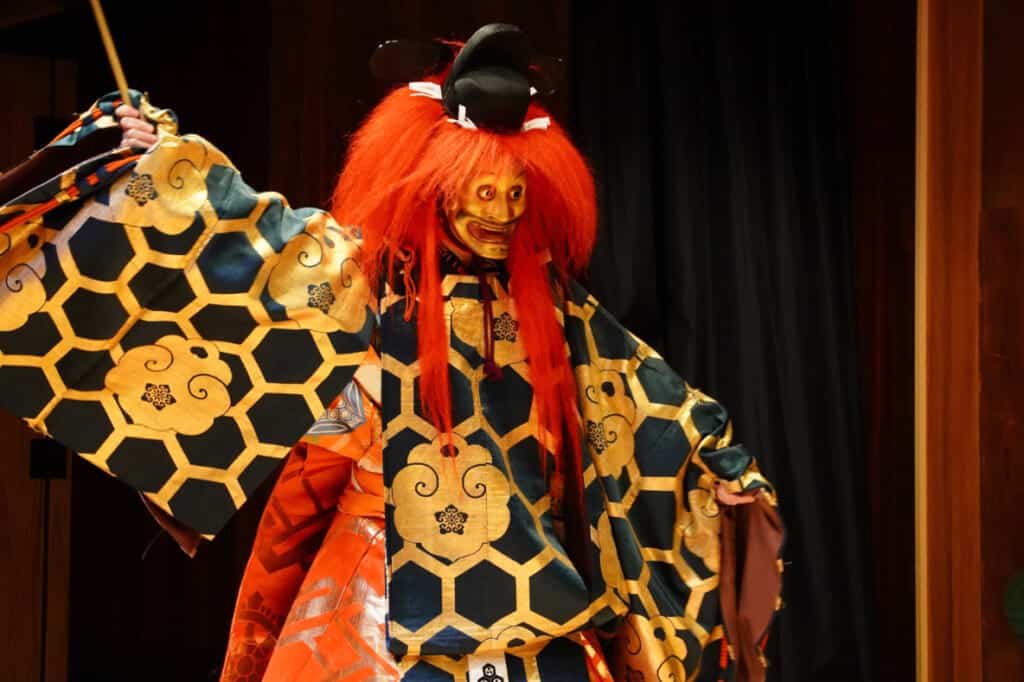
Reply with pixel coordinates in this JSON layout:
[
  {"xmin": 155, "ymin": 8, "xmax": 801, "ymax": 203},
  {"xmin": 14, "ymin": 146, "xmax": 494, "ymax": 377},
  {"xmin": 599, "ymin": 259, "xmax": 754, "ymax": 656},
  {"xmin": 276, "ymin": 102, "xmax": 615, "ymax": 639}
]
[{"xmin": 467, "ymin": 218, "xmax": 518, "ymax": 244}]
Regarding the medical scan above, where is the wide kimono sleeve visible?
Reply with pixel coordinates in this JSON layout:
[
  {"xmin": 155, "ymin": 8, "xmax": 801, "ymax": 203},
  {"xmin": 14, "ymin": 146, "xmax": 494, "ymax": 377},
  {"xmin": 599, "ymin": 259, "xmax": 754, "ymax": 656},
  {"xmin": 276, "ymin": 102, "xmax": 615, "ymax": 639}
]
[
  {"xmin": 562, "ymin": 279, "xmax": 784, "ymax": 682},
  {"xmin": 0, "ymin": 91, "xmax": 375, "ymax": 540}
]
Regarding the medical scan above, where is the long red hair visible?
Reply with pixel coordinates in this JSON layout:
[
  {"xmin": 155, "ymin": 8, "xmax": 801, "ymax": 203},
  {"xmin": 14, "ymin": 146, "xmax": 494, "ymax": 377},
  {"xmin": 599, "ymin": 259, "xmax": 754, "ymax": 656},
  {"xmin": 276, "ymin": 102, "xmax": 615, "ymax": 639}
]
[{"xmin": 331, "ymin": 71, "xmax": 597, "ymax": 478}]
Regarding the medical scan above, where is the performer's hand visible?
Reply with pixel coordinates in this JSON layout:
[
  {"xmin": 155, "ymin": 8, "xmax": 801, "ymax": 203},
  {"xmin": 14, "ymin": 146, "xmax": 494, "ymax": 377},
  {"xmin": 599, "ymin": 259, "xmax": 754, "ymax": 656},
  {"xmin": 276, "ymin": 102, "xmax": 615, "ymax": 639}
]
[
  {"xmin": 115, "ymin": 104, "xmax": 158, "ymax": 151},
  {"xmin": 715, "ymin": 482, "xmax": 760, "ymax": 506}
]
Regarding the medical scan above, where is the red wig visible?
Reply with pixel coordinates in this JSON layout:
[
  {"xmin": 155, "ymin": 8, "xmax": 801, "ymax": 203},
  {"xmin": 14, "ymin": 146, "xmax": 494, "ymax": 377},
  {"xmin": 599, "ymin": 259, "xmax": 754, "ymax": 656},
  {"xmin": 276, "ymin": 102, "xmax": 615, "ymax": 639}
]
[{"xmin": 331, "ymin": 72, "xmax": 597, "ymax": 477}]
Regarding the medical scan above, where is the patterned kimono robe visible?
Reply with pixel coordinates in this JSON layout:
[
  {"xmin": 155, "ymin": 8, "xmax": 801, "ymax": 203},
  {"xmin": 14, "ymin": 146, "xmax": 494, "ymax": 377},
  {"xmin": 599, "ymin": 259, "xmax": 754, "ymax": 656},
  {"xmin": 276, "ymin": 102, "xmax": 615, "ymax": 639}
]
[{"xmin": 0, "ymin": 92, "xmax": 784, "ymax": 682}]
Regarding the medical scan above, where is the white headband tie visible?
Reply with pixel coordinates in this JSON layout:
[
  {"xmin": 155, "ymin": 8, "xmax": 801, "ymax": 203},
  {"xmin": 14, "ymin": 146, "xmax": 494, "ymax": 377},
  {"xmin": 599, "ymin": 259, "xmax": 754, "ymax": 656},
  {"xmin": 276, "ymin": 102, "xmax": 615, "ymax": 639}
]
[
  {"xmin": 407, "ymin": 82, "xmax": 549, "ymax": 132},
  {"xmin": 408, "ymin": 81, "xmax": 443, "ymax": 99}
]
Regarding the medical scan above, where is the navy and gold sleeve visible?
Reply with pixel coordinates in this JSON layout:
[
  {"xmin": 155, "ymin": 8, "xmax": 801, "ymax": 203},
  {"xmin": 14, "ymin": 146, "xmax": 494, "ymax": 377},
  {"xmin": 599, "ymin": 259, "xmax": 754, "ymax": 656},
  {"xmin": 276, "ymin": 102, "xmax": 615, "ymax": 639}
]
[
  {"xmin": 563, "ymin": 278, "xmax": 783, "ymax": 681},
  {"xmin": 0, "ymin": 92, "xmax": 374, "ymax": 539}
]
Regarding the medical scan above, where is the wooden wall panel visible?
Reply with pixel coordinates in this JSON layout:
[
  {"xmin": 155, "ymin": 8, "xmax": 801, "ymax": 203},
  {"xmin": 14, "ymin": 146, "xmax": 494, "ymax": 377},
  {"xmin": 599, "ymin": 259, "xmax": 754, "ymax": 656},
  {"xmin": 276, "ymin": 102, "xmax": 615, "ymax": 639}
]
[
  {"xmin": 43, "ymin": 467, "xmax": 70, "ymax": 682},
  {"xmin": 0, "ymin": 1, "xmax": 63, "ymax": 31},
  {"xmin": 0, "ymin": 53, "xmax": 75, "ymax": 682},
  {"xmin": 980, "ymin": 1, "xmax": 1024, "ymax": 678},
  {"xmin": 0, "ymin": 417, "xmax": 71, "ymax": 682},
  {"xmin": 915, "ymin": 1, "xmax": 983, "ymax": 681},
  {"xmin": 0, "ymin": 411, "xmax": 45, "ymax": 682},
  {"xmin": 982, "ymin": 0, "xmax": 1024, "ymax": 210},
  {"xmin": 978, "ymin": 208, "xmax": 1024, "ymax": 682}
]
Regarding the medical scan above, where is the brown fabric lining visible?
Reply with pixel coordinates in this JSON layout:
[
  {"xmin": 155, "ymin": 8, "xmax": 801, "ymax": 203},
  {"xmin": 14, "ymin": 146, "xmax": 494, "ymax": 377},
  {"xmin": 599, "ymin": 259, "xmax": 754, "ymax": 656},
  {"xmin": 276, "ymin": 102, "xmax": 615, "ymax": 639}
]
[
  {"xmin": 719, "ymin": 495, "xmax": 784, "ymax": 682},
  {"xmin": 139, "ymin": 493, "xmax": 201, "ymax": 557}
]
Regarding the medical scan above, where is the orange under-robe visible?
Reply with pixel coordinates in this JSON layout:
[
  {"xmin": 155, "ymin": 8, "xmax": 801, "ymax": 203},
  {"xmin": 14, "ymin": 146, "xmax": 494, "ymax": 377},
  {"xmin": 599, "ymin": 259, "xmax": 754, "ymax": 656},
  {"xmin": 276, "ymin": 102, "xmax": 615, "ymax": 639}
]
[{"xmin": 220, "ymin": 352, "xmax": 396, "ymax": 681}]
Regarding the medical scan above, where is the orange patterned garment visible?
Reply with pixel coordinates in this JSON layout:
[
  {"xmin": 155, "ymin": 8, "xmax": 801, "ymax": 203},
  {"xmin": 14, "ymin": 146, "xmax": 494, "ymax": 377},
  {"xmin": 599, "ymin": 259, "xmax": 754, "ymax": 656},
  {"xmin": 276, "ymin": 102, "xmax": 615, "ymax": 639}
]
[{"xmin": 220, "ymin": 362, "xmax": 396, "ymax": 681}]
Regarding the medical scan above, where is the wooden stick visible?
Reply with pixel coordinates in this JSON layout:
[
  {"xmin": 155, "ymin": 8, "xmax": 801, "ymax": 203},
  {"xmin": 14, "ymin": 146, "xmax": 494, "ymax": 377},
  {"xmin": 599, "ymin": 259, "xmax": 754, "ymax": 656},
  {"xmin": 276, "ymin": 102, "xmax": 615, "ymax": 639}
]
[{"xmin": 88, "ymin": 0, "xmax": 131, "ymax": 106}]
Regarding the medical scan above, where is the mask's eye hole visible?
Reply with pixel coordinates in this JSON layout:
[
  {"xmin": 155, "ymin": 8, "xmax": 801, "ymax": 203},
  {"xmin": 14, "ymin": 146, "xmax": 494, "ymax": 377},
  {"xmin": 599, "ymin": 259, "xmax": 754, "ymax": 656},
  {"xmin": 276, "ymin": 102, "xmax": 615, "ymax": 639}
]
[
  {"xmin": 476, "ymin": 184, "xmax": 496, "ymax": 201},
  {"xmin": 509, "ymin": 185, "xmax": 524, "ymax": 201}
]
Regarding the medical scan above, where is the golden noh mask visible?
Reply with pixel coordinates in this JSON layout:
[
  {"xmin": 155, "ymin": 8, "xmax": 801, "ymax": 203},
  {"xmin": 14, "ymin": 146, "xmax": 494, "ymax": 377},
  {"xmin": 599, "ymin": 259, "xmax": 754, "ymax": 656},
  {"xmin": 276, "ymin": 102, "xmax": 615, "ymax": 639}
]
[{"xmin": 444, "ymin": 172, "xmax": 527, "ymax": 260}]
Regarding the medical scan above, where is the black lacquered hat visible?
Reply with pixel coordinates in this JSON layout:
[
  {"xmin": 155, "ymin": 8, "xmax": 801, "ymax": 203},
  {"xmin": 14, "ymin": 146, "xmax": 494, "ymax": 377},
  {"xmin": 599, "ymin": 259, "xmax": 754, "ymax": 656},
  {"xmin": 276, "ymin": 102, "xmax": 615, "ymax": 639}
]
[
  {"xmin": 370, "ymin": 23, "xmax": 564, "ymax": 133},
  {"xmin": 440, "ymin": 23, "xmax": 531, "ymax": 132}
]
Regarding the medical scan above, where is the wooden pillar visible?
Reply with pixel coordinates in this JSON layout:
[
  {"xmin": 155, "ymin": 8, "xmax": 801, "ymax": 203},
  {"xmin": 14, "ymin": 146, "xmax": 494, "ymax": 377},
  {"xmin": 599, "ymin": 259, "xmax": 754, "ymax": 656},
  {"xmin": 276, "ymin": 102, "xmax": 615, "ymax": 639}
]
[
  {"xmin": 914, "ymin": 1, "xmax": 983, "ymax": 682},
  {"xmin": 917, "ymin": 0, "xmax": 1024, "ymax": 679}
]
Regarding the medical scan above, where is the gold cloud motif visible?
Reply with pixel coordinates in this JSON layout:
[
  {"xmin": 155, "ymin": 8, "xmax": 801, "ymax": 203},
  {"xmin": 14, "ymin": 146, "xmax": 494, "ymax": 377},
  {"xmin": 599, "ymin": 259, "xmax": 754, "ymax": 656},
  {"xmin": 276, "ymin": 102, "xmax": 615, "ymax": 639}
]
[
  {"xmin": 392, "ymin": 433, "xmax": 511, "ymax": 561},
  {"xmin": 610, "ymin": 615, "xmax": 689, "ymax": 682},
  {"xmin": 266, "ymin": 219, "xmax": 370, "ymax": 333},
  {"xmin": 0, "ymin": 227, "xmax": 46, "ymax": 332},
  {"xmin": 656, "ymin": 653, "xmax": 689, "ymax": 682},
  {"xmin": 575, "ymin": 367, "xmax": 637, "ymax": 478},
  {"xmin": 476, "ymin": 625, "xmax": 544, "ymax": 653},
  {"xmin": 105, "ymin": 334, "xmax": 231, "ymax": 434},
  {"xmin": 681, "ymin": 486, "xmax": 721, "ymax": 573},
  {"xmin": 108, "ymin": 135, "xmax": 209, "ymax": 235}
]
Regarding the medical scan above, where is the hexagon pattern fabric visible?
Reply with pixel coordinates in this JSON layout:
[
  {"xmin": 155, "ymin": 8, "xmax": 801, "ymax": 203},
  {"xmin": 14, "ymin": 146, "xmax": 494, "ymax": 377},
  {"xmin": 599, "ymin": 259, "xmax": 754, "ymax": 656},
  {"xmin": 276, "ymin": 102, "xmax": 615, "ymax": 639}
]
[
  {"xmin": 380, "ymin": 272, "xmax": 780, "ymax": 681},
  {"xmin": 0, "ymin": 95, "xmax": 373, "ymax": 537}
]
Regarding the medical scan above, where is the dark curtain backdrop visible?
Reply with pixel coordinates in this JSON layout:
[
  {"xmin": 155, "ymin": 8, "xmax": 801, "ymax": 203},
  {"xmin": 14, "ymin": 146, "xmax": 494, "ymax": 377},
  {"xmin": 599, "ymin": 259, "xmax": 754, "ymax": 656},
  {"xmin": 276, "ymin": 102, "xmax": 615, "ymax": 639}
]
[{"xmin": 570, "ymin": 2, "xmax": 874, "ymax": 681}]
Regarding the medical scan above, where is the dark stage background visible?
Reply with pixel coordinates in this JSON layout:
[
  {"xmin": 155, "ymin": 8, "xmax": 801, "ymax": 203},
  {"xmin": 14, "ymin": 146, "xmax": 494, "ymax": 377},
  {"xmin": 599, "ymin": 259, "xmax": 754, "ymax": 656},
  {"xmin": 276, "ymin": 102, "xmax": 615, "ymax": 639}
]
[
  {"xmin": 0, "ymin": 1, "xmax": 917, "ymax": 681},
  {"xmin": 573, "ymin": 4, "xmax": 874, "ymax": 682}
]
